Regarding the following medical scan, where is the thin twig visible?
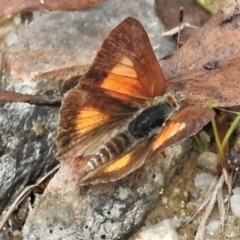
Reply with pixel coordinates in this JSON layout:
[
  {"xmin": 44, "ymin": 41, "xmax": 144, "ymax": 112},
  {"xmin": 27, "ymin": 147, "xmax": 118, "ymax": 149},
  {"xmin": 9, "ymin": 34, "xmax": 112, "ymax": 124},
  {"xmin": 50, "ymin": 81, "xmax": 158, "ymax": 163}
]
[
  {"xmin": 0, "ymin": 164, "xmax": 60, "ymax": 231},
  {"xmin": 195, "ymin": 173, "xmax": 225, "ymax": 240}
]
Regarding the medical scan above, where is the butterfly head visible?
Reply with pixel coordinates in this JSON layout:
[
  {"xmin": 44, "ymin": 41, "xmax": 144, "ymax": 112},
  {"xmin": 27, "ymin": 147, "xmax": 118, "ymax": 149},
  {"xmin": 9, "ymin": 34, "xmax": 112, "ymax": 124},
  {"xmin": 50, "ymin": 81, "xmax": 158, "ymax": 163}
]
[
  {"xmin": 150, "ymin": 91, "xmax": 185, "ymax": 111},
  {"xmin": 165, "ymin": 91, "xmax": 185, "ymax": 110}
]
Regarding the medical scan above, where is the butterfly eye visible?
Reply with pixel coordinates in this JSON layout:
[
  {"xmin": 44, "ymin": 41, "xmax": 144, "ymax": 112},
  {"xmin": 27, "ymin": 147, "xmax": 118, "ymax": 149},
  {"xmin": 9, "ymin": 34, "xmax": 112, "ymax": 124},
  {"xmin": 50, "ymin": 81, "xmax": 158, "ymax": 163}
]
[
  {"xmin": 165, "ymin": 92, "xmax": 181, "ymax": 110},
  {"xmin": 175, "ymin": 91, "xmax": 185, "ymax": 101},
  {"xmin": 179, "ymin": 101, "xmax": 186, "ymax": 109},
  {"xmin": 174, "ymin": 91, "xmax": 186, "ymax": 109}
]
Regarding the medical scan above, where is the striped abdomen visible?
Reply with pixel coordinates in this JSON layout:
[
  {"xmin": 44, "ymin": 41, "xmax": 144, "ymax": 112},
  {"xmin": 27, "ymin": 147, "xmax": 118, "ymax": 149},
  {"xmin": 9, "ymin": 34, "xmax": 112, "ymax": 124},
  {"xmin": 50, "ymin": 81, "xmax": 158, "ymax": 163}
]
[{"xmin": 85, "ymin": 132, "xmax": 133, "ymax": 172}]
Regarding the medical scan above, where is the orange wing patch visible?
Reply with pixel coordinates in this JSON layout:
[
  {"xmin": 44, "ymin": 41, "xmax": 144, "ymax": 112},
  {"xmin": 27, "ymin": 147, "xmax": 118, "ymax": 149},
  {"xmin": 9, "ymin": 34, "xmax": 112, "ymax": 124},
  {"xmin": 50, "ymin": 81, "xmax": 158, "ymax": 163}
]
[
  {"xmin": 78, "ymin": 141, "xmax": 150, "ymax": 185},
  {"xmin": 152, "ymin": 122, "xmax": 186, "ymax": 151},
  {"xmin": 80, "ymin": 17, "xmax": 166, "ymax": 101},
  {"xmin": 99, "ymin": 56, "xmax": 148, "ymax": 101},
  {"xmin": 111, "ymin": 64, "xmax": 136, "ymax": 77},
  {"xmin": 111, "ymin": 57, "xmax": 136, "ymax": 78},
  {"xmin": 120, "ymin": 56, "xmax": 134, "ymax": 67},
  {"xmin": 100, "ymin": 73, "xmax": 146, "ymax": 98},
  {"xmin": 56, "ymin": 87, "xmax": 136, "ymax": 162},
  {"xmin": 103, "ymin": 151, "xmax": 132, "ymax": 173},
  {"xmin": 149, "ymin": 107, "xmax": 215, "ymax": 157},
  {"xmin": 75, "ymin": 107, "xmax": 110, "ymax": 133}
]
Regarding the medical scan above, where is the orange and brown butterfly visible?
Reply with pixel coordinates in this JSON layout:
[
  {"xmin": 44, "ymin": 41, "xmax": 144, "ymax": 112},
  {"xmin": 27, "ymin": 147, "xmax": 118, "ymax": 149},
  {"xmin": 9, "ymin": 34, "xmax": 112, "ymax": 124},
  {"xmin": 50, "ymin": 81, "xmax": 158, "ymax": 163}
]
[{"xmin": 56, "ymin": 17, "xmax": 215, "ymax": 185}]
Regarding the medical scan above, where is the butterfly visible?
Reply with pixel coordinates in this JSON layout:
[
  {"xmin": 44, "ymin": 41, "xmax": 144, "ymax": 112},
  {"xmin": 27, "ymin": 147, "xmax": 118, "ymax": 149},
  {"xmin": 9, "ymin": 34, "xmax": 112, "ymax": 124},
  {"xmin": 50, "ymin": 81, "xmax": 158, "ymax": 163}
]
[{"xmin": 56, "ymin": 17, "xmax": 215, "ymax": 185}]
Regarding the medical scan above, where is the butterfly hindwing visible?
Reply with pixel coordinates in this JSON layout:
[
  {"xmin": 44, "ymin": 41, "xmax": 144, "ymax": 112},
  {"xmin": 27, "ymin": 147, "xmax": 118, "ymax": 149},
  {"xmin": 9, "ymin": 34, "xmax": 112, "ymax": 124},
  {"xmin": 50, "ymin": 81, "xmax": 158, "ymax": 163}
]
[
  {"xmin": 77, "ymin": 141, "xmax": 151, "ymax": 185},
  {"xmin": 56, "ymin": 88, "xmax": 138, "ymax": 161},
  {"xmin": 149, "ymin": 106, "xmax": 215, "ymax": 157}
]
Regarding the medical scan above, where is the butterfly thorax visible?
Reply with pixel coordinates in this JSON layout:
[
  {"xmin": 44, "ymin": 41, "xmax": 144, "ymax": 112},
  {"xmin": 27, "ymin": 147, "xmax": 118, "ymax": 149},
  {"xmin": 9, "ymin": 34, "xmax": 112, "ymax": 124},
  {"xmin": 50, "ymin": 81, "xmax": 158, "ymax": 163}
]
[
  {"xmin": 85, "ymin": 92, "xmax": 184, "ymax": 173},
  {"xmin": 128, "ymin": 92, "xmax": 183, "ymax": 139}
]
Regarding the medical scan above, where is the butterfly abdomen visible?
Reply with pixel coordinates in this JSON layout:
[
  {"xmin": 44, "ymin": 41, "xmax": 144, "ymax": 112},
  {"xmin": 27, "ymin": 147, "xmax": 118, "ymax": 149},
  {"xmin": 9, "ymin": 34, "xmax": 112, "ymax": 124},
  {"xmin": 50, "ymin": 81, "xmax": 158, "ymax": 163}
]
[{"xmin": 85, "ymin": 132, "xmax": 133, "ymax": 172}]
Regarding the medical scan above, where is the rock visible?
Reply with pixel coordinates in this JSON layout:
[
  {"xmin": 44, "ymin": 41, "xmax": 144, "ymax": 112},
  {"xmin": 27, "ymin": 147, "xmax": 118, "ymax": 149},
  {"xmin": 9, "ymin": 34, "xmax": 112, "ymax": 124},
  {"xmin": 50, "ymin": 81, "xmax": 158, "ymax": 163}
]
[
  {"xmin": 197, "ymin": 152, "xmax": 218, "ymax": 173},
  {"xmin": 232, "ymin": 187, "xmax": 240, "ymax": 195},
  {"xmin": 172, "ymin": 215, "xmax": 182, "ymax": 228},
  {"xmin": 194, "ymin": 173, "xmax": 214, "ymax": 190},
  {"xmin": 206, "ymin": 220, "xmax": 222, "ymax": 236},
  {"xmin": 136, "ymin": 219, "xmax": 180, "ymax": 240},
  {"xmin": 5, "ymin": 30, "xmax": 18, "ymax": 46},
  {"xmin": 230, "ymin": 194, "xmax": 240, "ymax": 218},
  {"xmin": 22, "ymin": 142, "xmax": 191, "ymax": 240}
]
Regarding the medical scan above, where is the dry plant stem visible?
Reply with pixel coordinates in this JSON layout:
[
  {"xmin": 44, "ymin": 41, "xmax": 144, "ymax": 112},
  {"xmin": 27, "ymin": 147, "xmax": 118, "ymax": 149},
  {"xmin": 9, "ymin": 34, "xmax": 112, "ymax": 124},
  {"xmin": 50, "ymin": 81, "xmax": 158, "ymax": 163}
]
[
  {"xmin": 0, "ymin": 164, "xmax": 60, "ymax": 231},
  {"xmin": 225, "ymin": 169, "xmax": 233, "ymax": 208},
  {"xmin": 214, "ymin": 108, "xmax": 240, "ymax": 115},
  {"xmin": 161, "ymin": 22, "xmax": 199, "ymax": 36},
  {"xmin": 183, "ymin": 177, "xmax": 218, "ymax": 227},
  {"xmin": 0, "ymin": 89, "xmax": 63, "ymax": 106},
  {"xmin": 222, "ymin": 169, "xmax": 232, "ymax": 231},
  {"xmin": 184, "ymin": 171, "xmax": 232, "ymax": 238},
  {"xmin": 177, "ymin": 7, "xmax": 183, "ymax": 51},
  {"xmin": 195, "ymin": 173, "xmax": 225, "ymax": 240},
  {"xmin": 217, "ymin": 178, "xmax": 225, "ymax": 232}
]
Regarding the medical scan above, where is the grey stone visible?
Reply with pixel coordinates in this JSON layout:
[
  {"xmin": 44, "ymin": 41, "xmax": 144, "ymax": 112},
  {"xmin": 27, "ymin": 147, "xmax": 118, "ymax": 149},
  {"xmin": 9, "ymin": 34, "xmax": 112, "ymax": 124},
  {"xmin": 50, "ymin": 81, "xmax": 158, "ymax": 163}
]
[
  {"xmin": 23, "ymin": 143, "xmax": 190, "ymax": 240},
  {"xmin": 136, "ymin": 219, "xmax": 180, "ymax": 240}
]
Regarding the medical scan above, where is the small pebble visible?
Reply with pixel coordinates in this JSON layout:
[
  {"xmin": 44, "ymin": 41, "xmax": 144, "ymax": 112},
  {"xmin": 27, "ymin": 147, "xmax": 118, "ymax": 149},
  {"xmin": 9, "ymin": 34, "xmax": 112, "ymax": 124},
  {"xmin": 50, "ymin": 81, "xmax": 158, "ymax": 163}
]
[
  {"xmin": 171, "ymin": 215, "xmax": 182, "ymax": 228},
  {"xmin": 10, "ymin": 230, "xmax": 22, "ymax": 237},
  {"xmin": 136, "ymin": 219, "xmax": 180, "ymax": 240},
  {"xmin": 182, "ymin": 191, "xmax": 191, "ymax": 203},
  {"xmin": 206, "ymin": 220, "xmax": 222, "ymax": 235},
  {"xmin": 194, "ymin": 173, "xmax": 214, "ymax": 190},
  {"xmin": 197, "ymin": 151, "xmax": 218, "ymax": 173},
  {"xmin": 5, "ymin": 31, "xmax": 18, "ymax": 46},
  {"xmin": 191, "ymin": 189, "xmax": 201, "ymax": 199},
  {"xmin": 13, "ymin": 15, "xmax": 21, "ymax": 26},
  {"xmin": 199, "ymin": 131, "xmax": 211, "ymax": 143},
  {"xmin": 162, "ymin": 197, "xmax": 168, "ymax": 204},
  {"xmin": 230, "ymin": 194, "xmax": 240, "ymax": 218},
  {"xmin": 232, "ymin": 187, "xmax": 240, "ymax": 195}
]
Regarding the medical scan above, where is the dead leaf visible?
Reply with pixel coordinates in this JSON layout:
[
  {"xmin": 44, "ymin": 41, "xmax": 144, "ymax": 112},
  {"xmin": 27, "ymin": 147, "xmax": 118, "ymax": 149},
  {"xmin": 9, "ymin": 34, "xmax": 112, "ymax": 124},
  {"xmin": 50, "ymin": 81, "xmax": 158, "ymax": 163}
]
[
  {"xmin": 0, "ymin": 0, "xmax": 107, "ymax": 19},
  {"xmin": 156, "ymin": 0, "xmax": 211, "ymax": 43},
  {"xmin": 164, "ymin": 1, "xmax": 240, "ymax": 107}
]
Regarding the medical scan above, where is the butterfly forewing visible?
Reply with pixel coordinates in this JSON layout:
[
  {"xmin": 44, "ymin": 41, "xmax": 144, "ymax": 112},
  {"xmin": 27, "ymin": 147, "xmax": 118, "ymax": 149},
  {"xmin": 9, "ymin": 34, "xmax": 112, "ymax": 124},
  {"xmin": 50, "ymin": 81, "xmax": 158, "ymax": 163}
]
[{"xmin": 80, "ymin": 17, "xmax": 166, "ymax": 102}]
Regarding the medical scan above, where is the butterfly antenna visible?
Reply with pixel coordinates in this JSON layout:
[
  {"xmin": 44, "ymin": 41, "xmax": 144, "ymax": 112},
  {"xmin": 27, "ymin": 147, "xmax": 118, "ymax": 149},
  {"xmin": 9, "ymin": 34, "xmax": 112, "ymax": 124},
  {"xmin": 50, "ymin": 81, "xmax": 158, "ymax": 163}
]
[
  {"xmin": 214, "ymin": 107, "xmax": 240, "ymax": 115},
  {"xmin": 177, "ymin": 7, "xmax": 184, "ymax": 50}
]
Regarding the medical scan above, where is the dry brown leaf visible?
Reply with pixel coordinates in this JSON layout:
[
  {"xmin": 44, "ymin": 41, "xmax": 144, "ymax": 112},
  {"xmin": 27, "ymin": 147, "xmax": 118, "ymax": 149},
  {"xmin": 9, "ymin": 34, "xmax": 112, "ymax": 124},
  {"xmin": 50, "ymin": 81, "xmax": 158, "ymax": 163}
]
[
  {"xmin": 164, "ymin": 2, "xmax": 240, "ymax": 108},
  {"xmin": 156, "ymin": 0, "xmax": 211, "ymax": 43},
  {"xmin": 0, "ymin": 0, "xmax": 107, "ymax": 19}
]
